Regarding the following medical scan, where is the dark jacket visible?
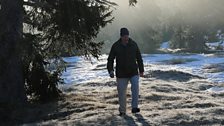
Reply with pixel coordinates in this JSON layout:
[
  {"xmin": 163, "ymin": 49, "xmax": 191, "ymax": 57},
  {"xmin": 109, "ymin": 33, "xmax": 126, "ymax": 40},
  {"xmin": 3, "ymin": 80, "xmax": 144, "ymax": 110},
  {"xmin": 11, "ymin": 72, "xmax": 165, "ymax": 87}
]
[{"xmin": 107, "ymin": 38, "xmax": 144, "ymax": 78}]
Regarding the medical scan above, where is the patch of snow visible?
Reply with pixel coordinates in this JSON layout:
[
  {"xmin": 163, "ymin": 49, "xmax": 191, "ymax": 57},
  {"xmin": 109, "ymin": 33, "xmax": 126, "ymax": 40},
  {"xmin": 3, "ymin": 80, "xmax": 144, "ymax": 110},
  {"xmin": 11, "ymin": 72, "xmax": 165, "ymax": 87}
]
[
  {"xmin": 206, "ymin": 41, "xmax": 224, "ymax": 50},
  {"xmin": 160, "ymin": 41, "xmax": 170, "ymax": 49},
  {"xmin": 207, "ymin": 87, "xmax": 224, "ymax": 94},
  {"xmin": 62, "ymin": 53, "xmax": 224, "ymax": 85}
]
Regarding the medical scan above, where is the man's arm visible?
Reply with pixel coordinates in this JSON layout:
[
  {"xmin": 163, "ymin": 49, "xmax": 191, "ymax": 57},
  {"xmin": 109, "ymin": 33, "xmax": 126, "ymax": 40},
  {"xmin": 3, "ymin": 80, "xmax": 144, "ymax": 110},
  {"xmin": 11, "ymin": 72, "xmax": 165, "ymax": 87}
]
[
  {"xmin": 107, "ymin": 45, "xmax": 116, "ymax": 77},
  {"xmin": 136, "ymin": 45, "xmax": 144, "ymax": 76}
]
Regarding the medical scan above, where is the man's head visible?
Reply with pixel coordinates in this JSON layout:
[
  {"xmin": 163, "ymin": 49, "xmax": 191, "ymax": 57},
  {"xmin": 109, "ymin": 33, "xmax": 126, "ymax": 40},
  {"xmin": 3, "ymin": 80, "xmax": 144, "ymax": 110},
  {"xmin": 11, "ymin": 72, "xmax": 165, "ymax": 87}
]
[{"xmin": 120, "ymin": 28, "xmax": 129, "ymax": 43}]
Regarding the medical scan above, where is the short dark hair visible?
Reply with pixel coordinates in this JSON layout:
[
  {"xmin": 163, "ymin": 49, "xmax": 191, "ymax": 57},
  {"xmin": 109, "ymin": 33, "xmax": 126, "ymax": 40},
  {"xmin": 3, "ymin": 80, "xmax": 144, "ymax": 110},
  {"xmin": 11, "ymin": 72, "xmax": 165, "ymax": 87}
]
[{"xmin": 120, "ymin": 28, "xmax": 129, "ymax": 36}]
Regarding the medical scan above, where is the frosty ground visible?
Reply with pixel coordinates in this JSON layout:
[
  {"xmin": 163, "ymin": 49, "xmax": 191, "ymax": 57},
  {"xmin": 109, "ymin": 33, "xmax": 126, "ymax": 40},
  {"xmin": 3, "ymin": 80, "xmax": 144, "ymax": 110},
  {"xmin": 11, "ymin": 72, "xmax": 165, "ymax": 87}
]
[
  {"xmin": 3, "ymin": 68, "xmax": 224, "ymax": 125},
  {"xmin": 2, "ymin": 52, "xmax": 224, "ymax": 125}
]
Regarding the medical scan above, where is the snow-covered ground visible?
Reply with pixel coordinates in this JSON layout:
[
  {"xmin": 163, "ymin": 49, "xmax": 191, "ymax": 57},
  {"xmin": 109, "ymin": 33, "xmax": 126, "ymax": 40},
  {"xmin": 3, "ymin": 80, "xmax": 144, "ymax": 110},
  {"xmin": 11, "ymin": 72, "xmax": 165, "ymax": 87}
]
[
  {"xmin": 62, "ymin": 55, "xmax": 108, "ymax": 84},
  {"xmin": 160, "ymin": 41, "xmax": 224, "ymax": 51},
  {"xmin": 206, "ymin": 41, "xmax": 224, "ymax": 50},
  {"xmin": 62, "ymin": 54, "xmax": 224, "ymax": 84},
  {"xmin": 160, "ymin": 41, "xmax": 169, "ymax": 49},
  {"xmin": 61, "ymin": 53, "xmax": 224, "ymax": 93}
]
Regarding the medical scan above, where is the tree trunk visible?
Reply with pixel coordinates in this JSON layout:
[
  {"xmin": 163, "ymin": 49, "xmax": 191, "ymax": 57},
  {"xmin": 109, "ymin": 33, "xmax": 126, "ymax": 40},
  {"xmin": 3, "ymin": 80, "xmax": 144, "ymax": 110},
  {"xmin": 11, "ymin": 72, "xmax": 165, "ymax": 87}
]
[{"xmin": 0, "ymin": 0, "xmax": 26, "ymax": 104}]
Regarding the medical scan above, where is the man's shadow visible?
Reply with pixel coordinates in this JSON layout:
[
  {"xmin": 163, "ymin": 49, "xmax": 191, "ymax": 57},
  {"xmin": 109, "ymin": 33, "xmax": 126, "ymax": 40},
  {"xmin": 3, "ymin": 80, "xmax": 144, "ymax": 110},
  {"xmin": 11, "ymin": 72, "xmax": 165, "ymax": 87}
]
[{"xmin": 124, "ymin": 113, "xmax": 151, "ymax": 126}]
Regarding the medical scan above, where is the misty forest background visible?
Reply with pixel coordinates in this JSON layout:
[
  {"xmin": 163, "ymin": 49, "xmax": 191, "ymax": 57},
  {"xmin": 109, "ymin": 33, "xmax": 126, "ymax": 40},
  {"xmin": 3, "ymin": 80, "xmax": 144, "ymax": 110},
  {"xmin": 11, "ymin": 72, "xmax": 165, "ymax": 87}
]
[
  {"xmin": 0, "ymin": 0, "xmax": 224, "ymax": 105},
  {"xmin": 99, "ymin": 0, "xmax": 224, "ymax": 53}
]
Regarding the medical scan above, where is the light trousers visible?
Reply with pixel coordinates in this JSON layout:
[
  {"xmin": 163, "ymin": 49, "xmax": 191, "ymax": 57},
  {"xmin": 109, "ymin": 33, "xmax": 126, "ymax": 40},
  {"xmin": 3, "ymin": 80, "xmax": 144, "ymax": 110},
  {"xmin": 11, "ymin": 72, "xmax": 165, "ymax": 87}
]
[{"xmin": 116, "ymin": 75, "xmax": 139, "ymax": 113}]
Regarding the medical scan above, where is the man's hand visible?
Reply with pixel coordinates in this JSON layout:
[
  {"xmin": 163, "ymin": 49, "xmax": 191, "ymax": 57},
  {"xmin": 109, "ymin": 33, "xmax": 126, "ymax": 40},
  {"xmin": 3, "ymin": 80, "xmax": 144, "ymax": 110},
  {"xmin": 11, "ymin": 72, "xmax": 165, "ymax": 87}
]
[
  {"xmin": 140, "ymin": 72, "xmax": 144, "ymax": 77},
  {"xmin": 109, "ymin": 71, "xmax": 114, "ymax": 78}
]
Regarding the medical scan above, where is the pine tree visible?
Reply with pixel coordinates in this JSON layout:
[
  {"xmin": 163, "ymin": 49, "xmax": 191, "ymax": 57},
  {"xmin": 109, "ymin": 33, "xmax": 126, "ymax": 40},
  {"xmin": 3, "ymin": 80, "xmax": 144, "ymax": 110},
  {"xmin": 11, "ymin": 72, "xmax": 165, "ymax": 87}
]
[
  {"xmin": 0, "ymin": 0, "xmax": 27, "ymax": 105},
  {"xmin": 0, "ymin": 0, "xmax": 115, "ymax": 104}
]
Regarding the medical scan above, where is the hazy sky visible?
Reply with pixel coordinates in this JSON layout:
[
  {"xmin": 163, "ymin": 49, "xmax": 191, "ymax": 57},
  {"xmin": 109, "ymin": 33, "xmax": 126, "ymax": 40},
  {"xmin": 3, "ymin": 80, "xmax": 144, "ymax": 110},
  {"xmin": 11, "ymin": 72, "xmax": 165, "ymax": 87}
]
[
  {"xmin": 99, "ymin": 0, "xmax": 224, "ymax": 36},
  {"xmin": 96, "ymin": 0, "xmax": 224, "ymax": 53}
]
